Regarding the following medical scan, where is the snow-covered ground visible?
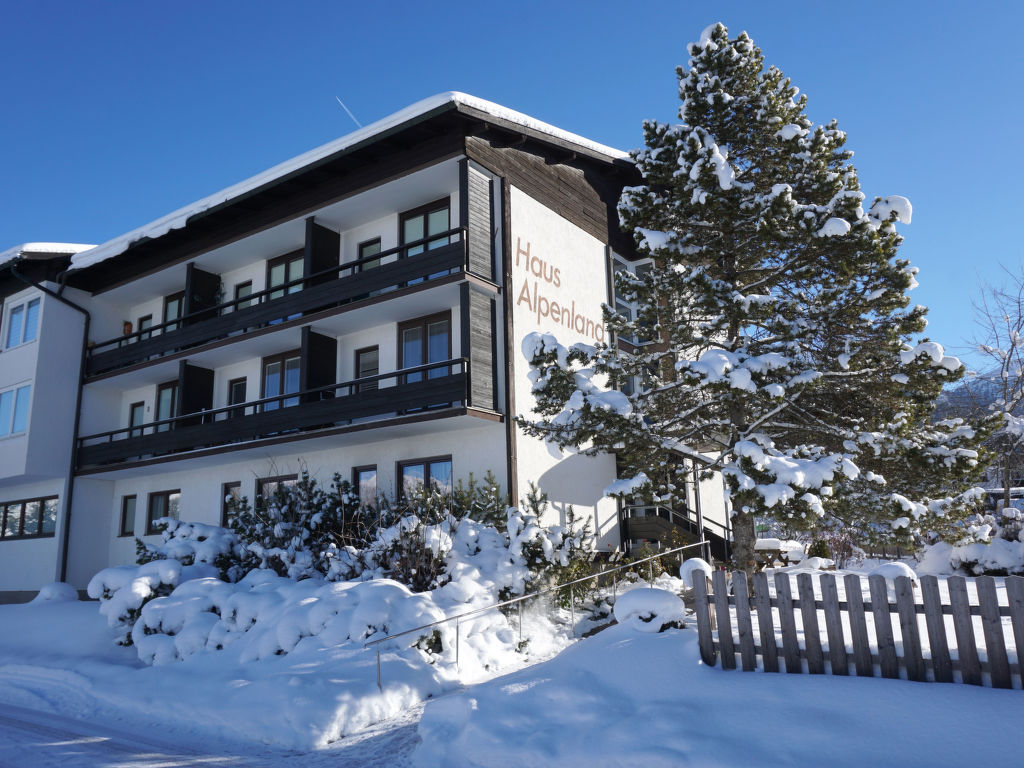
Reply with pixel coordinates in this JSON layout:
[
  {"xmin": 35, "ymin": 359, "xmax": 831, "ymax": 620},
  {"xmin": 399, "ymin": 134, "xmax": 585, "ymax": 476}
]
[{"xmin": 2, "ymin": 572, "xmax": 1022, "ymax": 767}]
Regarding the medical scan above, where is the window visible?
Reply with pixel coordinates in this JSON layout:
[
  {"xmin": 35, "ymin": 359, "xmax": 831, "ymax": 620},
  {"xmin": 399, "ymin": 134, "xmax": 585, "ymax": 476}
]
[
  {"xmin": 401, "ymin": 200, "xmax": 450, "ymax": 258},
  {"xmin": 137, "ymin": 315, "xmax": 153, "ymax": 341},
  {"xmin": 129, "ymin": 401, "xmax": 146, "ymax": 438},
  {"xmin": 398, "ymin": 313, "xmax": 451, "ymax": 384},
  {"xmin": 261, "ymin": 350, "xmax": 301, "ymax": 410},
  {"xmin": 0, "ymin": 384, "xmax": 31, "ymax": 437},
  {"xmin": 221, "ymin": 482, "xmax": 241, "ymax": 527},
  {"xmin": 0, "ymin": 496, "xmax": 57, "ymax": 540},
  {"xmin": 4, "ymin": 297, "xmax": 40, "ymax": 348},
  {"xmin": 234, "ymin": 281, "xmax": 253, "ymax": 310},
  {"xmin": 163, "ymin": 292, "xmax": 185, "ymax": 333},
  {"xmin": 357, "ymin": 238, "xmax": 382, "ymax": 272},
  {"xmin": 399, "ymin": 457, "xmax": 453, "ymax": 499},
  {"xmin": 353, "ymin": 466, "xmax": 377, "ymax": 508},
  {"xmin": 146, "ymin": 490, "xmax": 180, "ymax": 535},
  {"xmin": 400, "ymin": 199, "xmax": 451, "ymax": 284},
  {"xmin": 256, "ymin": 475, "xmax": 298, "ymax": 501},
  {"xmin": 267, "ymin": 252, "xmax": 304, "ymax": 301},
  {"xmin": 228, "ymin": 377, "xmax": 247, "ymax": 418},
  {"xmin": 355, "ymin": 346, "xmax": 379, "ymax": 392},
  {"xmin": 119, "ymin": 495, "xmax": 136, "ymax": 537},
  {"xmin": 156, "ymin": 381, "xmax": 178, "ymax": 432}
]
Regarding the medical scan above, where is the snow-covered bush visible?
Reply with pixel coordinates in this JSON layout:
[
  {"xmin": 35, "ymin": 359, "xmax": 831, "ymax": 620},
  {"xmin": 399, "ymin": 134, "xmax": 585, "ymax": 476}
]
[
  {"xmin": 29, "ymin": 582, "xmax": 79, "ymax": 604},
  {"xmin": 612, "ymin": 588, "xmax": 686, "ymax": 633},
  {"xmin": 87, "ymin": 558, "xmax": 217, "ymax": 645},
  {"xmin": 226, "ymin": 470, "xmax": 364, "ymax": 581},
  {"xmin": 137, "ymin": 518, "xmax": 243, "ymax": 579}
]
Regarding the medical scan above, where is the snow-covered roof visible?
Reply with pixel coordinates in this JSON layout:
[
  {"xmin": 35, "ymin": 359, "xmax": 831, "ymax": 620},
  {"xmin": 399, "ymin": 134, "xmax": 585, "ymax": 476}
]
[
  {"xmin": 70, "ymin": 92, "xmax": 629, "ymax": 272},
  {"xmin": 0, "ymin": 242, "xmax": 96, "ymax": 269}
]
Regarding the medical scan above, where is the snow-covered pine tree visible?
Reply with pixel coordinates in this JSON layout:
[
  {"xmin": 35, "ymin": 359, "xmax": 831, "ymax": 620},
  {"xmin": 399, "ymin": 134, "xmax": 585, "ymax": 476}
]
[{"xmin": 520, "ymin": 23, "xmax": 987, "ymax": 572}]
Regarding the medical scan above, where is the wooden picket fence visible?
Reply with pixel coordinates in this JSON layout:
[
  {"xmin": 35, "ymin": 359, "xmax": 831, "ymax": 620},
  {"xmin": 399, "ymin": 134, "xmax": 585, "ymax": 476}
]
[{"xmin": 692, "ymin": 570, "xmax": 1024, "ymax": 688}]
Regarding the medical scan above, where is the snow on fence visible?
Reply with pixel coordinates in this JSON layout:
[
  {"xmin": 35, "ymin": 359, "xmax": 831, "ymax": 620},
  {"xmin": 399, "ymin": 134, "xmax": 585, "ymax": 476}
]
[{"xmin": 692, "ymin": 570, "xmax": 1024, "ymax": 688}]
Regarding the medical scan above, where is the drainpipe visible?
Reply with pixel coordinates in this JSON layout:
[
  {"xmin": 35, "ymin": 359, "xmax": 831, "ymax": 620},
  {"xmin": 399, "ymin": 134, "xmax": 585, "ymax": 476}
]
[{"xmin": 10, "ymin": 263, "xmax": 90, "ymax": 584}]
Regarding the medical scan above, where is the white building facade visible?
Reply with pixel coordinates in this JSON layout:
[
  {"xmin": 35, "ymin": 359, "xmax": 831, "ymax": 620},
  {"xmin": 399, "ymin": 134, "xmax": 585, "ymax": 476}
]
[{"xmin": 0, "ymin": 95, "xmax": 729, "ymax": 601}]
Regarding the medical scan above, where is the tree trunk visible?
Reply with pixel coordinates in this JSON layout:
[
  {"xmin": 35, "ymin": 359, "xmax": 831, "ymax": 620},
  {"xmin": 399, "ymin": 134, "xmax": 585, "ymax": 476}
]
[
  {"xmin": 730, "ymin": 509, "xmax": 758, "ymax": 580},
  {"xmin": 1004, "ymin": 456, "xmax": 1012, "ymax": 510}
]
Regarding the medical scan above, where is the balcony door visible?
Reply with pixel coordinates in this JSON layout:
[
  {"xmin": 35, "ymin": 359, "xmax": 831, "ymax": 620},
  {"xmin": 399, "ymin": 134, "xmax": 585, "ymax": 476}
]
[
  {"xmin": 400, "ymin": 199, "xmax": 451, "ymax": 283},
  {"xmin": 399, "ymin": 313, "xmax": 450, "ymax": 385},
  {"xmin": 163, "ymin": 292, "xmax": 184, "ymax": 333},
  {"xmin": 156, "ymin": 381, "xmax": 178, "ymax": 432},
  {"xmin": 262, "ymin": 350, "xmax": 301, "ymax": 410},
  {"xmin": 268, "ymin": 252, "xmax": 304, "ymax": 300}
]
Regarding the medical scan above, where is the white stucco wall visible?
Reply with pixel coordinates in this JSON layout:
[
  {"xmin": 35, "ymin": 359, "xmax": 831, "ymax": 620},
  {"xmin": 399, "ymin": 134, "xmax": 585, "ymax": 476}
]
[{"xmin": 508, "ymin": 187, "xmax": 620, "ymax": 551}]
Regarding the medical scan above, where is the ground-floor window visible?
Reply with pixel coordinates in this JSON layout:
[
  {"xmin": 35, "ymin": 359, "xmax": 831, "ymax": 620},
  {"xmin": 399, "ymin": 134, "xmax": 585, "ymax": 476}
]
[
  {"xmin": 353, "ymin": 465, "xmax": 377, "ymax": 508},
  {"xmin": 119, "ymin": 495, "xmax": 136, "ymax": 537},
  {"xmin": 256, "ymin": 475, "xmax": 298, "ymax": 502},
  {"xmin": 0, "ymin": 496, "xmax": 57, "ymax": 540},
  {"xmin": 398, "ymin": 456, "xmax": 453, "ymax": 499},
  {"xmin": 146, "ymin": 490, "xmax": 180, "ymax": 535},
  {"xmin": 222, "ymin": 482, "xmax": 242, "ymax": 527}
]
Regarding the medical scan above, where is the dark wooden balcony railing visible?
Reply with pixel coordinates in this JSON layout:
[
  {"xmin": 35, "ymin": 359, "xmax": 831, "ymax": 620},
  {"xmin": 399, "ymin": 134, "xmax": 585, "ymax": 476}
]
[
  {"xmin": 86, "ymin": 228, "xmax": 468, "ymax": 376},
  {"xmin": 76, "ymin": 359, "xmax": 469, "ymax": 469}
]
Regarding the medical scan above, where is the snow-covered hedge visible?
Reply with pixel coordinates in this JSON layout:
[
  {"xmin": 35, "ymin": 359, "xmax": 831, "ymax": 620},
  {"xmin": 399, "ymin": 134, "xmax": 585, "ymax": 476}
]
[{"xmin": 91, "ymin": 498, "xmax": 593, "ymax": 664}]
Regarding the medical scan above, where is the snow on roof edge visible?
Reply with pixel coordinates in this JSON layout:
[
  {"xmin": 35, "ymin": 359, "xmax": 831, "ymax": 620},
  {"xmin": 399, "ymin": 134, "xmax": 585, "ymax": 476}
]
[
  {"xmin": 0, "ymin": 242, "xmax": 96, "ymax": 269},
  {"xmin": 70, "ymin": 92, "xmax": 630, "ymax": 272}
]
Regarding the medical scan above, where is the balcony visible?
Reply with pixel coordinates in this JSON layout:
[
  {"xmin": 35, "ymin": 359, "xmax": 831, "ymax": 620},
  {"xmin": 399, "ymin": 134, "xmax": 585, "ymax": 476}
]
[
  {"xmin": 76, "ymin": 359, "xmax": 469, "ymax": 469},
  {"xmin": 86, "ymin": 229, "xmax": 469, "ymax": 377}
]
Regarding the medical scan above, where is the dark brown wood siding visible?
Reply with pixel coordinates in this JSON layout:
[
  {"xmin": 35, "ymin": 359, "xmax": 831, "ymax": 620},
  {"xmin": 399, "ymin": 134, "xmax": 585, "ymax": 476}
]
[
  {"xmin": 462, "ymin": 161, "xmax": 494, "ymax": 280},
  {"xmin": 463, "ymin": 284, "xmax": 496, "ymax": 410}
]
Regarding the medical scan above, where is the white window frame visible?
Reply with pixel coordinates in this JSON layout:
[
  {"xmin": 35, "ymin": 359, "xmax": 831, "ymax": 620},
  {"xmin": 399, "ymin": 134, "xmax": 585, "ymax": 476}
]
[
  {"xmin": 3, "ymin": 295, "xmax": 41, "ymax": 350},
  {"xmin": 0, "ymin": 383, "xmax": 32, "ymax": 438}
]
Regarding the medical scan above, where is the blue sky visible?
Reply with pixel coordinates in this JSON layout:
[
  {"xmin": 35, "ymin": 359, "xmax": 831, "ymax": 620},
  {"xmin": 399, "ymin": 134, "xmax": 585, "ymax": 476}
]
[{"xmin": 1, "ymin": 1, "xmax": 1020, "ymax": 366}]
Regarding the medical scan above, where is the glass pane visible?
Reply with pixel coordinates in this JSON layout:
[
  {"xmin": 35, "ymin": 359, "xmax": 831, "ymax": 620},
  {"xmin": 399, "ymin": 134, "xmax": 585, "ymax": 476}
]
[
  {"xmin": 236, "ymin": 283, "xmax": 252, "ymax": 309},
  {"xmin": 357, "ymin": 349, "xmax": 379, "ymax": 392},
  {"xmin": 357, "ymin": 469, "xmax": 377, "ymax": 507},
  {"xmin": 269, "ymin": 263, "xmax": 286, "ymax": 300},
  {"xmin": 402, "ymin": 463, "xmax": 425, "ymax": 498},
  {"xmin": 122, "ymin": 497, "xmax": 136, "ymax": 536},
  {"xmin": 165, "ymin": 297, "xmax": 182, "ymax": 331},
  {"xmin": 269, "ymin": 263, "xmax": 286, "ymax": 287},
  {"xmin": 12, "ymin": 386, "xmax": 30, "ymax": 433},
  {"xmin": 284, "ymin": 357, "xmax": 301, "ymax": 406},
  {"xmin": 23, "ymin": 501, "xmax": 40, "ymax": 535},
  {"xmin": 23, "ymin": 299, "xmax": 40, "ymax": 343},
  {"xmin": 429, "ymin": 460, "xmax": 453, "ymax": 495},
  {"xmin": 359, "ymin": 241, "xmax": 381, "ymax": 271},
  {"xmin": 427, "ymin": 321, "xmax": 449, "ymax": 378},
  {"xmin": 0, "ymin": 391, "xmax": 11, "ymax": 437},
  {"xmin": 288, "ymin": 257, "xmax": 304, "ymax": 293},
  {"xmin": 404, "ymin": 216, "xmax": 425, "ymax": 257},
  {"xmin": 42, "ymin": 499, "xmax": 58, "ymax": 534},
  {"xmin": 5, "ymin": 304, "xmax": 23, "ymax": 348},
  {"xmin": 229, "ymin": 380, "xmax": 246, "ymax": 405},
  {"xmin": 403, "ymin": 327, "xmax": 423, "ymax": 383},
  {"xmin": 4, "ymin": 504, "xmax": 21, "ymax": 537},
  {"xmin": 156, "ymin": 386, "xmax": 175, "ymax": 431},
  {"xmin": 130, "ymin": 403, "xmax": 145, "ymax": 437},
  {"xmin": 149, "ymin": 494, "xmax": 166, "ymax": 528},
  {"xmin": 264, "ymin": 361, "xmax": 282, "ymax": 411},
  {"xmin": 167, "ymin": 492, "xmax": 181, "ymax": 521},
  {"xmin": 427, "ymin": 208, "xmax": 449, "ymax": 249},
  {"xmin": 139, "ymin": 316, "xmax": 152, "ymax": 341}
]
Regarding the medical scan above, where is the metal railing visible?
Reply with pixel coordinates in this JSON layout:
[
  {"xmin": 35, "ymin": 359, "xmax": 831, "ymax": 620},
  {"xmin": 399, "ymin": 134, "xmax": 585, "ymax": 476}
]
[
  {"xmin": 77, "ymin": 357, "xmax": 468, "ymax": 447},
  {"xmin": 364, "ymin": 539, "xmax": 709, "ymax": 691},
  {"xmin": 621, "ymin": 504, "xmax": 730, "ymax": 562},
  {"xmin": 90, "ymin": 227, "xmax": 468, "ymax": 353}
]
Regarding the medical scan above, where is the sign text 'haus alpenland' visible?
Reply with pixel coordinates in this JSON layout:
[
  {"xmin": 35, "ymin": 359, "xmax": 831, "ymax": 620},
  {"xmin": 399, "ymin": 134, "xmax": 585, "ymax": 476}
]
[{"xmin": 513, "ymin": 238, "xmax": 606, "ymax": 344}]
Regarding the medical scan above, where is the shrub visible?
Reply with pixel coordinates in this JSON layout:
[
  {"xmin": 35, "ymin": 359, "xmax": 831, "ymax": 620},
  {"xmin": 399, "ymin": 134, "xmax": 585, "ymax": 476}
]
[{"xmin": 807, "ymin": 539, "xmax": 831, "ymax": 559}]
